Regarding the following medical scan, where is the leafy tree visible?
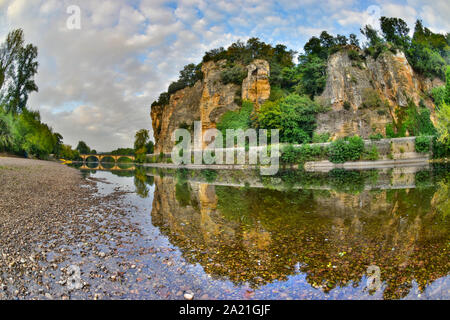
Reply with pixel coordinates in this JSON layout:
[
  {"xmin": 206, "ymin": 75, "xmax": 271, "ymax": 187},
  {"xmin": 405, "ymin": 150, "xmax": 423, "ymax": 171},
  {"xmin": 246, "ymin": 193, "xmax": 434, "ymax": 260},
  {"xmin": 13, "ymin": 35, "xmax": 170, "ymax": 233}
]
[
  {"xmin": 110, "ymin": 147, "xmax": 135, "ymax": 155},
  {"xmin": 329, "ymin": 136, "xmax": 365, "ymax": 163},
  {"xmin": 134, "ymin": 129, "xmax": 149, "ymax": 150},
  {"xmin": 135, "ymin": 146, "xmax": 147, "ymax": 163},
  {"xmin": 0, "ymin": 29, "xmax": 24, "ymax": 91},
  {"xmin": 4, "ymin": 43, "xmax": 39, "ymax": 113},
  {"xmin": 0, "ymin": 116, "xmax": 12, "ymax": 150},
  {"xmin": 52, "ymin": 132, "xmax": 63, "ymax": 155},
  {"xmin": 257, "ymin": 94, "xmax": 320, "ymax": 143},
  {"xmin": 145, "ymin": 140, "xmax": 154, "ymax": 154},
  {"xmin": 221, "ymin": 64, "xmax": 247, "ymax": 85},
  {"xmin": 360, "ymin": 25, "xmax": 383, "ymax": 48},
  {"xmin": 217, "ymin": 100, "xmax": 255, "ymax": 145},
  {"xmin": 297, "ymin": 55, "xmax": 327, "ymax": 97},
  {"xmin": 0, "ymin": 30, "xmax": 66, "ymax": 159},
  {"xmin": 76, "ymin": 141, "xmax": 91, "ymax": 154},
  {"xmin": 349, "ymin": 34, "xmax": 360, "ymax": 47},
  {"xmin": 436, "ymin": 67, "xmax": 450, "ymax": 147},
  {"xmin": 58, "ymin": 144, "xmax": 80, "ymax": 160},
  {"xmin": 179, "ymin": 63, "xmax": 202, "ymax": 87},
  {"xmin": 380, "ymin": 17, "xmax": 410, "ymax": 49}
]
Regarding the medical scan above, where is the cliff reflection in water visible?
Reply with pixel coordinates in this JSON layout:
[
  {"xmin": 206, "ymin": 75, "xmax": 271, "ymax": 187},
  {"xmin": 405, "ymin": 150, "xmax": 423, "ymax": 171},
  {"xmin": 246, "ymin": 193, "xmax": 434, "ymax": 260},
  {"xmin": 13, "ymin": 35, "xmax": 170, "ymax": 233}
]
[{"xmin": 147, "ymin": 165, "xmax": 450, "ymax": 300}]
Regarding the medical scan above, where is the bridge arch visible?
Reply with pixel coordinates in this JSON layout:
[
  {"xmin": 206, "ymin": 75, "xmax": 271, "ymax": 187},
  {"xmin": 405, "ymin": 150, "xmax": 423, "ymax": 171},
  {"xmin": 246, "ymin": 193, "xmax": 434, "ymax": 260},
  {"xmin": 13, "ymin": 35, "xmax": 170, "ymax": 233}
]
[{"xmin": 80, "ymin": 154, "xmax": 135, "ymax": 165}]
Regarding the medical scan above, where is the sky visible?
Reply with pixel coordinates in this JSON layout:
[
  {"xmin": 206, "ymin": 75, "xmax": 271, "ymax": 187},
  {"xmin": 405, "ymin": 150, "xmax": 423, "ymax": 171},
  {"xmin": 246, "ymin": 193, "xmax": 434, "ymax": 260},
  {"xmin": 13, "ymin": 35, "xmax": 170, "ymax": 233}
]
[{"xmin": 0, "ymin": 0, "xmax": 449, "ymax": 152}]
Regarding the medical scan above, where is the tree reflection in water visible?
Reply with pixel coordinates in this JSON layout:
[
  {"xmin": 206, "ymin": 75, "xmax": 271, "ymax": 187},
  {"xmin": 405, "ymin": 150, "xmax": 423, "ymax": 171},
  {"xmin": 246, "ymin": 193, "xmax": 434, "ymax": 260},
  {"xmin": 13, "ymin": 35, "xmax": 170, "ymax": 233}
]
[{"xmin": 148, "ymin": 165, "xmax": 450, "ymax": 300}]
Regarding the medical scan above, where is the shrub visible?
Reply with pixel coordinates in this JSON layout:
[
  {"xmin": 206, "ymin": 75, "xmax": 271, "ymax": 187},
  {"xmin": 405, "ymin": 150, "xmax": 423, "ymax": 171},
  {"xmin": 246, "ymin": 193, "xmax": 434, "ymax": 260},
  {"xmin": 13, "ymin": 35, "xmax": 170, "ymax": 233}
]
[
  {"xmin": 312, "ymin": 132, "xmax": 330, "ymax": 143},
  {"xmin": 257, "ymin": 94, "xmax": 321, "ymax": 144},
  {"xmin": 202, "ymin": 169, "xmax": 218, "ymax": 183},
  {"xmin": 221, "ymin": 64, "xmax": 247, "ymax": 85},
  {"xmin": 343, "ymin": 101, "xmax": 351, "ymax": 110},
  {"xmin": 281, "ymin": 145, "xmax": 300, "ymax": 164},
  {"xmin": 369, "ymin": 133, "xmax": 384, "ymax": 140},
  {"xmin": 432, "ymin": 136, "xmax": 450, "ymax": 159},
  {"xmin": 415, "ymin": 135, "xmax": 432, "ymax": 153},
  {"xmin": 364, "ymin": 145, "xmax": 379, "ymax": 160},
  {"xmin": 329, "ymin": 135, "xmax": 365, "ymax": 163},
  {"xmin": 281, "ymin": 144, "xmax": 328, "ymax": 164},
  {"xmin": 361, "ymin": 88, "xmax": 382, "ymax": 108},
  {"xmin": 348, "ymin": 49, "xmax": 361, "ymax": 61}
]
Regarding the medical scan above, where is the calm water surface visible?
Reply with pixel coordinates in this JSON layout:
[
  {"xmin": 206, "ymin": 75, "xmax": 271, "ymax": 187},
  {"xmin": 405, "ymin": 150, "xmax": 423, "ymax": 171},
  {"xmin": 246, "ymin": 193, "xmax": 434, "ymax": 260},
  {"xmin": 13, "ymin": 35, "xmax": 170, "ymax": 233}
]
[{"xmin": 73, "ymin": 163, "xmax": 450, "ymax": 300}]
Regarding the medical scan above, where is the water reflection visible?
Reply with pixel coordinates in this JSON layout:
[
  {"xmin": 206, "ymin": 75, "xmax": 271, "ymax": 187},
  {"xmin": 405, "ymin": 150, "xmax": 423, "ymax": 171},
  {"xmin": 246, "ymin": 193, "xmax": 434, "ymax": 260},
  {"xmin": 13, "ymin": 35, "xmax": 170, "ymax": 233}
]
[{"xmin": 147, "ymin": 165, "xmax": 449, "ymax": 299}]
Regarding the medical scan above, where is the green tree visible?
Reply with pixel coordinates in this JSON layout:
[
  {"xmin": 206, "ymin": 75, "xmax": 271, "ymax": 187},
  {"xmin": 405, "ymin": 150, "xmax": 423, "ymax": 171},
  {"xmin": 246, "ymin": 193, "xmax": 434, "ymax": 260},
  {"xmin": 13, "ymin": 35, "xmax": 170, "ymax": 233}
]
[
  {"xmin": 257, "ymin": 94, "xmax": 320, "ymax": 143},
  {"xmin": 76, "ymin": 141, "xmax": 91, "ymax": 154},
  {"xmin": 134, "ymin": 129, "xmax": 149, "ymax": 150},
  {"xmin": 360, "ymin": 25, "xmax": 383, "ymax": 47},
  {"xmin": 0, "ymin": 29, "xmax": 24, "ymax": 91},
  {"xmin": 4, "ymin": 43, "xmax": 39, "ymax": 113},
  {"xmin": 0, "ymin": 116, "xmax": 13, "ymax": 150},
  {"xmin": 297, "ymin": 55, "xmax": 327, "ymax": 97},
  {"xmin": 134, "ymin": 129, "xmax": 150, "ymax": 163},
  {"xmin": 145, "ymin": 140, "xmax": 154, "ymax": 154},
  {"xmin": 436, "ymin": 102, "xmax": 450, "ymax": 146},
  {"xmin": 380, "ymin": 17, "xmax": 410, "ymax": 49}
]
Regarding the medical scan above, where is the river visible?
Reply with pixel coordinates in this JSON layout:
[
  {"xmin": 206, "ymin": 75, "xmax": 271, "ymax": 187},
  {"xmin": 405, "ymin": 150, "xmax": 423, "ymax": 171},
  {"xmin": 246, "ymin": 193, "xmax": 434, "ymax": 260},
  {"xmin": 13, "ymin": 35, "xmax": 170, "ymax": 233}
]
[{"xmin": 69, "ymin": 163, "xmax": 450, "ymax": 300}]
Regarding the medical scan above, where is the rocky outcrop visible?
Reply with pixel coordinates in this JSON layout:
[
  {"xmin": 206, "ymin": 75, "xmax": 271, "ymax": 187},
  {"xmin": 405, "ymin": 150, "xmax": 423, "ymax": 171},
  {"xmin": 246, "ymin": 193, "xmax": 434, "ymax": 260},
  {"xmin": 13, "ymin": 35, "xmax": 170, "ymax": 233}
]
[
  {"xmin": 241, "ymin": 59, "xmax": 271, "ymax": 107},
  {"xmin": 199, "ymin": 60, "xmax": 241, "ymax": 134},
  {"xmin": 151, "ymin": 47, "xmax": 441, "ymax": 152},
  {"xmin": 151, "ymin": 82, "xmax": 203, "ymax": 154},
  {"xmin": 316, "ymin": 47, "xmax": 443, "ymax": 139},
  {"xmin": 151, "ymin": 59, "xmax": 271, "ymax": 153}
]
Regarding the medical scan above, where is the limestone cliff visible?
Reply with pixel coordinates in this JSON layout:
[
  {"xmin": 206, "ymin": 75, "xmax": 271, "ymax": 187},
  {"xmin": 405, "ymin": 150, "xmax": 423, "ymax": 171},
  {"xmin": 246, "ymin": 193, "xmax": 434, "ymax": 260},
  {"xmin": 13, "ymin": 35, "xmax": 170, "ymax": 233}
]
[
  {"xmin": 151, "ymin": 47, "xmax": 442, "ymax": 153},
  {"xmin": 151, "ymin": 81, "xmax": 203, "ymax": 154},
  {"xmin": 241, "ymin": 59, "xmax": 270, "ymax": 106},
  {"xmin": 316, "ymin": 47, "xmax": 443, "ymax": 139},
  {"xmin": 151, "ymin": 59, "xmax": 271, "ymax": 154}
]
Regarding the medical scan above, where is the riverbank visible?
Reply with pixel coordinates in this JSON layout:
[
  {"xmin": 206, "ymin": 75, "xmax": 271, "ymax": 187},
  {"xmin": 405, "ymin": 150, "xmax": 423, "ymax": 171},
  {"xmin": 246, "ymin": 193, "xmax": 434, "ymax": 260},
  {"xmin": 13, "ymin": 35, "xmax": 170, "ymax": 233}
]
[{"xmin": 0, "ymin": 157, "xmax": 151, "ymax": 299}]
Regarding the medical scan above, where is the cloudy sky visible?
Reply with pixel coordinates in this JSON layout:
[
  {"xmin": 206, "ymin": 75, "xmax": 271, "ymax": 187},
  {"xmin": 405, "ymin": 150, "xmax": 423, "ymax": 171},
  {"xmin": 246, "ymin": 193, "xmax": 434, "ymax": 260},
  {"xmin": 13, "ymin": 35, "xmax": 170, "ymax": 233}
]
[{"xmin": 0, "ymin": 0, "xmax": 449, "ymax": 151}]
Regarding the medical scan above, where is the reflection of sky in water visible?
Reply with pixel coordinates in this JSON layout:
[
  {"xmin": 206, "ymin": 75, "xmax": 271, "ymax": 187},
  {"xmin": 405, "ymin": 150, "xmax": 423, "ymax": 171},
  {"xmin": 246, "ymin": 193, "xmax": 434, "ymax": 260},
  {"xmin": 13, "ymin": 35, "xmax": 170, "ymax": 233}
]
[{"xmin": 78, "ymin": 167, "xmax": 450, "ymax": 300}]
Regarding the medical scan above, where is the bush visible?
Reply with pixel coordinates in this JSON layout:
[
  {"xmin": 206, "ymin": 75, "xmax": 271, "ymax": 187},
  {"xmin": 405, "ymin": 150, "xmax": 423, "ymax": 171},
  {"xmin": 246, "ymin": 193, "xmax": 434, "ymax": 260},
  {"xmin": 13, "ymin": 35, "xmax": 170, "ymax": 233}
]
[
  {"xmin": 221, "ymin": 64, "xmax": 247, "ymax": 85},
  {"xmin": 217, "ymin": 100, "xmax": 254, "ymax": 147},
  {"xmin": 361, "ymin": 88, "xmax": 382, "ymax": 108},
  {"xmin": 432, "ymin": 136, "xmax": 450, "ymax": 159},
  {"xmin": 202, "ymin": 169, "xmax": 218, "ymax": 182},
  {"xmin": 415, "ymin": 136, "xmax": 432, "ymax": 153},
  {"xmin": 281, "ymin": 145, "xmax": 299, "ymax": 164},
  {"xmin": 369, "ymin": 133, "xmax": 384, "ymax": 140},
  {"xmin": 348, "ymin": 49, "xmax": 361, "ymax": 61},
  {"xmin": 257, "ymin": 94, "xmax": 321, "ymax": 144},
  {"xmin": 312, "ymin": 132, "xmax": 330, "ymax": 143},
  {"xmin": 281, "ymin": 144, "xmax": 328, "ymax": 164},
  {"xmin": 329, "ymin": 135, "xmax": 365, "ymax": 163},
  {"xmin": 364, "ymin": 145, "xmax": 380, "ymax": 160},
  {"xmin": 343, "ymin": 101, "xmax": 351, "ymax": 110}
]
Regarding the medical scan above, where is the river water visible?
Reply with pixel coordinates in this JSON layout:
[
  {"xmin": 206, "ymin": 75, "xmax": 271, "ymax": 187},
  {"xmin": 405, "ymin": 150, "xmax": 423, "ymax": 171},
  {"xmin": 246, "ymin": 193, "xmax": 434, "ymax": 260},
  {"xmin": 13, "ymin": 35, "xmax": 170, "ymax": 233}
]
[{"xmin": 71, "ymin": 163, "xmax": 450, "ymax": 300}]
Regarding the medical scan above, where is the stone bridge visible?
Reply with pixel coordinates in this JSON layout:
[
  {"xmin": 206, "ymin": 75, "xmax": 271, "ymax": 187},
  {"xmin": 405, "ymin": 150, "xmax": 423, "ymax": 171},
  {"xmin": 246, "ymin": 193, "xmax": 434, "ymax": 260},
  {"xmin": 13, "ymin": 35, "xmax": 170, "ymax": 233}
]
[
  {"xmin": 79, "ymin": 163, "xmax": 135, "ymax": 171},
  {"xmin": 80, "ymin": 154, "xmax": 135, "ymax": 163}
]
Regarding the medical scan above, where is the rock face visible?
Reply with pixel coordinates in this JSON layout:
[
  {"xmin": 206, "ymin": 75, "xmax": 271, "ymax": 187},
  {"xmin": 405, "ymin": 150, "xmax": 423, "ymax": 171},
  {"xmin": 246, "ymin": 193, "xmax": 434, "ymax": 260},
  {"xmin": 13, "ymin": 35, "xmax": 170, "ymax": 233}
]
[
  {"xmin": 316, "ymin": 47, "xmax": 443, "ymax": 139},
  {"xmin": 151, "ymin": 47, "xmax": 442, "ymax": 153},
  {"xmin": 151, "ymin": 82, "xmax": 203, "ymax": 154},
  {"xmin": 151, "ymin": 59, "xmax": 271, "ymax": 154},
  {"xmin": 199, "ymin": 60, "xmax": 241, "ymax": 134},
  {"xmin": 241, "ymin": 59, "xmax": 271, "ymax": 107}
]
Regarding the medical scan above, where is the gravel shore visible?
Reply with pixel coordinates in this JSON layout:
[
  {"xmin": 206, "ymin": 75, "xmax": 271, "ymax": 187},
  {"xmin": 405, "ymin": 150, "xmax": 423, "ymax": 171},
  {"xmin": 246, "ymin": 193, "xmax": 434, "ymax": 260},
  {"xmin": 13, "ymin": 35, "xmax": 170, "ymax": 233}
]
[{"xmin": 0, "ymin": 157, "xmax": 146, "ymax": 300}]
